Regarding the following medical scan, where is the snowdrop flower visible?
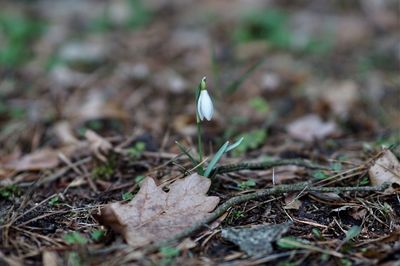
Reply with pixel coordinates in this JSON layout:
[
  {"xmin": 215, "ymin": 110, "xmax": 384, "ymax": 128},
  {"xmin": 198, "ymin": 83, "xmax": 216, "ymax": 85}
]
[{"xmin": 197, "ymin": 77, "xmax": 214, "ymax": 121}]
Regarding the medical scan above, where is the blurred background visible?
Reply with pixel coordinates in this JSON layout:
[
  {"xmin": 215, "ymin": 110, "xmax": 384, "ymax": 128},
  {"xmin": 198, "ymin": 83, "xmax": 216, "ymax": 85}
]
[{"xmin": 0, "ymin": 0, "xmax": 399, "ymax": 157}]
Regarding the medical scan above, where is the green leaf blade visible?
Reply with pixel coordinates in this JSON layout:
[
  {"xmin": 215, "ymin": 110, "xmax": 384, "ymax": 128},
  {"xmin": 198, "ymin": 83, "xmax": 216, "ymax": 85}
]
[
  {"xmin": 204, "ymin": 141, "xmax": 230, "ymax": 177},
  {"xmin": 175, "ymin": 141, "xmax": 199, "ymax": 166}
]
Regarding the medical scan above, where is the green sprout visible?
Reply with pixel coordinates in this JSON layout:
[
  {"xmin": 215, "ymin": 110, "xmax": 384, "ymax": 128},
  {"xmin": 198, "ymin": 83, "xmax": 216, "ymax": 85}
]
[
  {"xmin": 49, "ymin": 196, "xmax": 60, "ymax": 206},
  {"xmin": 0, "ymin": 185, "xmax": 21, "ymax": 199},
  {"xmin": 128, "ymin": 141, "xmax": 146, "ymax": 159},
  {"xmin": 64, "ymin": 232, "xmax": 88, "ymax": 245},
  {"xmin": 122, "ymin": 192, "xmax": 134, "ymax": 201},
  {"xmin": 238, "ymin": 179, "xmax": 256, "ymax": 190},
  {"xmin": 90, "ymin": 230, "xmax": 106, "ymax": 241}
]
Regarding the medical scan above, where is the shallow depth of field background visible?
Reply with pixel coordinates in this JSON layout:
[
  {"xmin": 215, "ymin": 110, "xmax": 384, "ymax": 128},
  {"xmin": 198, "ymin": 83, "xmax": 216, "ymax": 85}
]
[
  {"xmin": 0, "ymin": 0, "xmax": 399, "ymax": 265},
  {"xmin": 0, "ymin": 0, "xmax": 398, "ymax": 154}
]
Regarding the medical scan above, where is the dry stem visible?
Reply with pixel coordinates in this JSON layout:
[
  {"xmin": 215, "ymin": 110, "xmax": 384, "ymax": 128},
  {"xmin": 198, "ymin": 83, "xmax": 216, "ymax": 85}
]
[{"xmin": 213, "ymin": 159, "xmax": 330, "ymax": 176}]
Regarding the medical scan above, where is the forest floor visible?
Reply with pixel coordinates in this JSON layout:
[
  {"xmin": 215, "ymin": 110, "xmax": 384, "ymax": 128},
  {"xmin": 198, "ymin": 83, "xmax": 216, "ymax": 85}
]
[{"xmin": 0, "ymin": 1, "xmax": 399, "ymax": 265}]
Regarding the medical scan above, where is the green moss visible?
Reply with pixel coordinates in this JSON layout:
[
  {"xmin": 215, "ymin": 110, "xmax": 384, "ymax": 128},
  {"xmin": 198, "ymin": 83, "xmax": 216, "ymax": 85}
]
[{"xmin": 64, "ymin": 232, "xmax": 88, "ymax": 245}]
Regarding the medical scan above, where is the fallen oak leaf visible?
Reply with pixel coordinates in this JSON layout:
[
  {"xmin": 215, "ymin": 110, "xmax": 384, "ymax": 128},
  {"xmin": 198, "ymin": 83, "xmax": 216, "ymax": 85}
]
[
  {"xmin": 369, "ymin": 149, "xmax": 400, "ymax": 192},
  {"xmin": 1, "ymin": 149, "xmax": 59, "ymax": 171},
  {"xmin": 98, "ymin": 173, "xmax": 220, "ymax": 247}
]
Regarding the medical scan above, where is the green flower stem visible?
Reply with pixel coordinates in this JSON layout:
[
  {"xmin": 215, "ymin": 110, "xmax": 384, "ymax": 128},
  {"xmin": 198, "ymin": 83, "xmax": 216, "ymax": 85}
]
[{"xmin": 196, "ymin": 115, "xmax": 203, "ymax": 162}]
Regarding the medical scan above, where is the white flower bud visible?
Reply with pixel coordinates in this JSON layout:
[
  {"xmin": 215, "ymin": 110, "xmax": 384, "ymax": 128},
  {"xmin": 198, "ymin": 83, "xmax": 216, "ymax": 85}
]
[{"xmin": 197, "ymin": 89, "xmax": 214, "ymax": 121}]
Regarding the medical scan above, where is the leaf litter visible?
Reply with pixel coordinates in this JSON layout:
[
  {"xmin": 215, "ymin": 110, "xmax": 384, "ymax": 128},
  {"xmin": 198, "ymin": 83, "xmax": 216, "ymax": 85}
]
[
  {"xmin": 286, "ymin": 114, "xmax": 338, "ymax": 142},
  {"xmin": 98, "ymin": 173, "xmax": 219, "ymax": 247},
  {"xmin": 369, "ymin": 149, "xmax": 400, "ymax": 188},
  {"xmin": 221, "ymin": 223, "xmax": 291, "ymax": 257}
]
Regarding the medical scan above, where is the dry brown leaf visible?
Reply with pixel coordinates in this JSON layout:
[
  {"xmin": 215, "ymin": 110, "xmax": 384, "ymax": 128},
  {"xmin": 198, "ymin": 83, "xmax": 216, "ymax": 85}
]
[
  {"xmin": 369, "ymin": 149, "xmax": 400, "ymax": 188},
  {"xmin": 270, "ymin": 165, "xmax": 303, "ymax": 184},
  {"xmin": 42, "ymin": 251, "xmax": 60, "ymax": 266},
  {"xmin": 305, "ymin": 80, "xmax": 359, "ymax": 118},
  {"xmin": 85, "ymin": 130, "xmax": 113, "ymax": 162},
  {"xmin": 287, "ymin": 114, "xmax": 338, "ymax": 142},
  {"xmin": 53, "ymin": 121, "xmax": 79, "ymax": 145},
  {"xmin": 70, "ymin": 91, "xmax": 128, "ymax": 123},
  {"xmin": 98, "ymin": 173, "xmax": 220, "ymax": 247},
  {"xmin": 1, "ymin": 149, "xmax": 59, "ymax": 171},
  {"xmin": 323, "ymin": 81, "xmax": 359, "ymax": 118},
  {"xmin": 350, "ymin": 207, "xmax": 367, "ymax": 221},
  {"xmin": 284, "ymin": 193, "xmax": 302, "ymax": 210},
  {"xmin": 176, "ymin": 238, "xmax": 197, "ymax": 251},
  {"xmin": 308, "ymin": 192, "xmax": 343, "ymax": 202}
]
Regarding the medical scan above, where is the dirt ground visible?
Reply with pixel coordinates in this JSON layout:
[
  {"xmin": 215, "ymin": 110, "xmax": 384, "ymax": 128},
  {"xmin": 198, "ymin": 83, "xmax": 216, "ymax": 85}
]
[{"xmin": 0, "ymin": 0, "xmax": 399, "ymax": 265}]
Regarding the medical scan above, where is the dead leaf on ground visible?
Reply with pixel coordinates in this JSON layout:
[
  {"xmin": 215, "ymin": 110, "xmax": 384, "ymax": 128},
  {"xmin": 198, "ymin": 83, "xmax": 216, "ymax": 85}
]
[
  {"xmin": 369, "ymin": 149, "xmax": 400, "ymax": 190},
  {"xmin": 305, "ymin": 80, "xmax": 359, "ymax": 118},
  {"xmin": 287, "ymin": 114, "xmax": 338, "ymax": 142},
  {"xmin": 50, "ymin": 65, "xmax": 87, "ymax": 87},
  {"xmin": 308, "ymin": 192, "xmax": 343, "ymax": 202},
  {"xmin": 59, "ymin": 40, "xmax": 108, "ymax": 64},
  {"xmin": 255, "ymin": 165, "xmax": 304, "ymax": 184},
  {"xmin": 1, "ymin": 149, "xmax": 59, "ymax": 171},
  {"xmin": 42, "ymin": 251, "xmax": 60, "ymax": 266},
  {"xmin": 350, "ymin": 207, "xmax": 367, "ymax": 221},
  {"xmin": 85, "ymin": 130, "xmax": 113, "ymax": 162},
  {"xmin": 284, "ymin": 193, "xmax": 302, "ymax": 210},
  {"xmin": 176, "ymin": 238, "xmax": 197, "ymax": 251},
  {"xmin": 221, "ymin": 223, "xmax": 291, "ymax": 257},
  {"xmin": 98, "ymin": 173, "xmax": 220, "ymax": 247},
  {"xmin": 68, "ymin": 91, "xmax": 128, "ymax": 124},
  {"xmin": 53, "ymin": 121, "xmax": 79, "ymax": 145},
  {"xmin": 323, "ymin": 81, "xmax": 359, "ymax": 118}
]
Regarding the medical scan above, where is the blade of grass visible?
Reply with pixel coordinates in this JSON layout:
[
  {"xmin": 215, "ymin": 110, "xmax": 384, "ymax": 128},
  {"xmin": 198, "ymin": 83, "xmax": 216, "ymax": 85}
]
[
  {"xmin": 226, "ymin": 137, "xmax": 244, "ymax": 152},
  {"xmin": 175, "ymin": 141, "xmax": 199, "ymax": 166},
  {"xmin": 277, "ymin": 237, "xmax": 343, "ymax": 258},
  {"xmin": 343, "ymin": 226, "xmax": 361, "ymax": 243}
]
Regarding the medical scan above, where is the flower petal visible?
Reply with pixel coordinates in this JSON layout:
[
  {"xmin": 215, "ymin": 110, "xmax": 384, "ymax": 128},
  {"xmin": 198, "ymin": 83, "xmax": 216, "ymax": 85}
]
[
  {"xmin": 200, "ymin": 90, "xmax": 214, "ymax": 121},
  {"xmin": 197, "ymin": 92, "xmax": 204, "ymax": 121}
]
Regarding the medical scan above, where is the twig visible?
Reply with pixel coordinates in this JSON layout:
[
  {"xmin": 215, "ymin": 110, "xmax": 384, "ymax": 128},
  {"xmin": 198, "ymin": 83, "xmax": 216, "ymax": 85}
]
[
  {"xmin": 213, "ymin": 159, "xmax": 329, "ymax": 176},
  {"xmin": 137, "ymin": 182, "xmax": 388, "ymax": 254}
]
